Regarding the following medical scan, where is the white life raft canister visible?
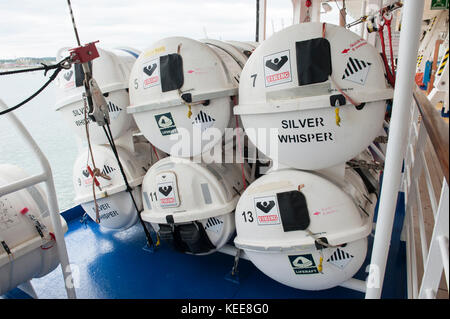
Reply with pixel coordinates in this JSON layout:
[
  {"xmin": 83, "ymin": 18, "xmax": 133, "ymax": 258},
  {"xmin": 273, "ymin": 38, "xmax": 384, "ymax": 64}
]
[
  {"xmin": 234, "ymin": 167, "xmax": 376, "ymax": 290},
  {"xmin": 140, "ymin": 157, "xmax": 247, "ymax": 255},
  {"xmin": 0, "ymin": 164, "xmax": 67, "ymax": 295},
  {"xmin": 72, "ymin": 143, "xmax": 156, "ymax": 230},
  {"xmin": 225, "ymin": 41, "xmax": 257, "ymax": 58},
  {"xmin": 55, "ymin": 47, "xmax": 140, "ymax": 145},
  {"xmin": 234, "ymin": 22, "xmax": 394, "ymax": 170},
  {"xmin": 127, "ymin": 37, "xmax": 240, "ymax": 158}
]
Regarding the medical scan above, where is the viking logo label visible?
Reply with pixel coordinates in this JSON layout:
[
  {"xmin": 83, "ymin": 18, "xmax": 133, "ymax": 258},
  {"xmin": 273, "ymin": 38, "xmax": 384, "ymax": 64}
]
[
  {"xmin": 159, "ymin": 185, "xmax": 173, "ymax": 197},
  {"xmin": 157, "ymin": 181, "xmax": 178, "ymax": 208},
  {"xmin": 142, "ymin": 58, "xmax": 160, "ymax": 89},
  {"xmin": 265, "ymin": 56, "xmax": 288, "ymax": 71},
  {"xmin": 63, "ymin": 70, "xmax": 73, "ymax": 81},
  {"xmin": 82, "ymin": 169, "xmax": 90, "ymax": 178},
  {"xmin": 256, "ymin": 200, "xmax": 276, "ymax": 214},
  {"xmin": 254, "ymin": 195, "xmax": 280, "ymax": 225},
  {"xmin": 263, "ymin": 50, "xmax": 292, "ymax": 87},
  {"xmin": 143, "ymin": 63, "xmax": 157, "ymax": 76}
]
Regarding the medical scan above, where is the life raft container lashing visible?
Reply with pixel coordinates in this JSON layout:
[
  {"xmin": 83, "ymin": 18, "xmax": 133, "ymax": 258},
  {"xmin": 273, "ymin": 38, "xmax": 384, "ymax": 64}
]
[{"xmin": 47, "ymin": 22, "xmax": 390, "ymax": 291}]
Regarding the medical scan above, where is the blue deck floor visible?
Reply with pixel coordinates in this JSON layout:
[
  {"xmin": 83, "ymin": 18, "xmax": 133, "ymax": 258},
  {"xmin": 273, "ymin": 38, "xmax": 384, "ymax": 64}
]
[{"xmin": 3, "ymin": 192, "xmax": 407, "ymax": 299}]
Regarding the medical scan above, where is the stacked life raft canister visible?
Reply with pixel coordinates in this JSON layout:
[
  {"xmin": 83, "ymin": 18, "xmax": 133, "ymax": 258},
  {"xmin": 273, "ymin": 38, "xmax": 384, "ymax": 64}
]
[
  {"xmin": 0, "ymin": 164, "xmax": 67, "ymax": 295},
  {"xmin": 55, "ymin": 47, "xmax": 160, "ymax": 230},
  {"xmin": 233, "ymin": 22, "xmax": 393, "ymax": 290},
  {"xmin": 128, "ymin": 37, "xmax": 252, "ymax": 254}
]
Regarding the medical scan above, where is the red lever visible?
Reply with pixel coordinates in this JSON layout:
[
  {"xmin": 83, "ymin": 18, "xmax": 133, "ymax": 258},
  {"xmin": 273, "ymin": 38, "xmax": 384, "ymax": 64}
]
[
  {"xmin": 69, "ymin": 41, "xmax": 100, "ymax": 64},
  {"xmin": 87, "ymin": 165, "xmax": 100, "ymax": 187}
]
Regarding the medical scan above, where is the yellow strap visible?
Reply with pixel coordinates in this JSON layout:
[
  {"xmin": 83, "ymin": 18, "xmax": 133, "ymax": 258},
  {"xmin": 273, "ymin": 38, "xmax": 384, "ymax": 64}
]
[
  {"xmin": 156, "ymin": 233, "xmax": 161, "ymax": 247},
  {"xmin": 187, "ymin": 104, "xmax": 192, "ymax": 118},
  {"xmin": 335, "ymin": 107, "xmax": 341, "ymax": 126},
  {"xmin": 318, "ymin": 256, "xmax": 324, "ymax": 273}
]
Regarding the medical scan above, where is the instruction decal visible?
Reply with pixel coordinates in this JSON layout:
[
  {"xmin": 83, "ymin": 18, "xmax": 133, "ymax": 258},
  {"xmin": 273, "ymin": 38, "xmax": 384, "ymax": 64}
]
[
  {"xmin": 254, "ymin": 195, "xmax": 281, "ymax": 225},
  {"xmin": 158, "ymin": 181, "xmax": 178, "ymax": 208},
  {"xmin": 192, "ymin": 110, "xmax": 216, "ymax": 132},
  {"xmin": 155, "ymin": 112, "xmax": 178, "ymax": 136},
  {"xmin": 107, "ymin": 101, "xmax": 122, "ymax": 120},
  {"xmin": 263, "ymin": 50, "xmax": 292, "ymax": 87},
  {"xmin": 342, "ymin": 57, "xmax": 371, "ymax": 85},
  {"xmin": 142, "ymin": 58, "xmax": 160, "ymax": 89},
  {"xmin": 101, "ymin": 164, "xmax": 116, "ymax": 176},
  {"xmin": 327, "ymin": 248, "xmax": 354, "ymax": 269},
  {"xmin": 204, "ymin": 217, "xmax": 224, "ymax": 234},
  {"xmin": 289, "ymin": 254, "xmax": 319, "ymax": 275},
  {"xmin": 0, "ymin": 197, "xmax": 21, "ymax": 230}
]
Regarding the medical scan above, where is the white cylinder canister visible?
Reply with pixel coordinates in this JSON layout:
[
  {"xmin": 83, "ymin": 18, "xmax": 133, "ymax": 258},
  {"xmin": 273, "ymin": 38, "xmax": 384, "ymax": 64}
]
[
  {"xmin": 127, "ymin": 37, "xmax": 247, "ymax": 158},
  {"xmin": 55, "ymin": 47, "xmax": 140, "ymax": 145},
  {"xmin": 72, "ymin": 143, "xmax": 157, "ymax": 230},
  {"xmin": 234, "ymin": 22, "xmax": 394, "ymax": 170},
  {"xmin": 140, "ymin": 157, "xmax": 249, "ymax": 255},
  {"xmin": 0, "ymin": 165, "xmax": 67, "ymax": 295},
  {"xmin": 233, "ymin": 167, "xmax": 376, "ymax": 290}
]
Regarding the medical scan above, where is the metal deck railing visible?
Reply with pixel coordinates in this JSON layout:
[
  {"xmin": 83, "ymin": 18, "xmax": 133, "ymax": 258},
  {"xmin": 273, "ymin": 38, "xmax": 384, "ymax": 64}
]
[
  {"xmin": 365, "ymin": 0, "xmax": 448, "ymax": 299},
  {"xmin": 0, "ymin": 100, "xmax": 76, "ymax": 299}
]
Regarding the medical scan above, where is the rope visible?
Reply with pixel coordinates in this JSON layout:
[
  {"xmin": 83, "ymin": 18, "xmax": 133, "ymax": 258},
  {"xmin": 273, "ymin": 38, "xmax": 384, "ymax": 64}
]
[
  {"xmin": 66, "ymin": 0, "xmax": 81, "ymax": 46},
  {"xmin": 0, "ymin": 60, "xmax": 66, "ymax": 76},
  {"xmin": 103, "ymin": 122, "xmax": 156, "ymax": 249},
  {"xmin": 234, "ymin": 112, "xmax": 247, "ymax": 190},
  {"xmin": 82, "ymin": 93, "xmax": 101, "ymax": 223},
  {"xmin": 0, "ymin": 58, "xmax": 71, "ymax": 116}
]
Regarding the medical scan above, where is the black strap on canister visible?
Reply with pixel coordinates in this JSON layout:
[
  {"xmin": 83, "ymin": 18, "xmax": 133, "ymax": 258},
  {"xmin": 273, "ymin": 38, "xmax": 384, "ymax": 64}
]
[
  {"xmin": 276, "ymin": 190, "xmax": 311, "ymax": 232},
  {"xmin": 160, "ymin": 215, "xmax": 215, "ymax": 254}
]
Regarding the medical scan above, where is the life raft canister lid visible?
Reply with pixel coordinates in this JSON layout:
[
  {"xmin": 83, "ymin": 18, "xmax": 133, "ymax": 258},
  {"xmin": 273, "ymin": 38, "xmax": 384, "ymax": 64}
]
[
  {"xmin": 234, "ymin": 22, "xmax": 394, "ymax": 170},
  {"xmin": 233, "ymin": 168, "xmax": 374, "ymax": 252},
  {"xmin": 127, "ymin": 37, "xmax": 239, "ymax": 157},
  {"xmin": 72, "ymin": 143, "xmax": 149, "ymax": 204},
  {"xmin": 140, "ymin": 157, "xmax": 244, "ymax": 225},
  {"xmin": 55, "ymin": 47, "xmax": 139, "ymax": 111}
]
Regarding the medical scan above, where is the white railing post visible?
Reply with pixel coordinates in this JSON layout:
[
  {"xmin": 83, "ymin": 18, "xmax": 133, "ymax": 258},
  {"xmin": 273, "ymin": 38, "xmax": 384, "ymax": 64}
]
[
  {"xmin": 365, "ymin": 0, "xmax": 425, "ymax": 299},
  {"xmin": 0, "ymin": 100, "xmax": 76, "ymax": 299},
  {"xmin": 419, "ymin": 180, "xmax": 449, "ymax": 298}
]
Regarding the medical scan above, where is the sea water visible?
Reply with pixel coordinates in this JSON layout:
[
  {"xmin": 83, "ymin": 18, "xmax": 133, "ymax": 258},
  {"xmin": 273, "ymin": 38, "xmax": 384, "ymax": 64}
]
[{"xmin": 0, "ymin": 71, "xmax": 78, "ymax": 211}]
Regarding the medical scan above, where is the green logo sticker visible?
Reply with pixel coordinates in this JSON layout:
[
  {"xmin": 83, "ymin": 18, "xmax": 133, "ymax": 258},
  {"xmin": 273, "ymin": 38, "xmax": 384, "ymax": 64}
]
[
  {"xmin": 155, "ymin": 112, "xmax": 178, "ymax": 136},
  {"xmin": 288, "ymin": 254, "xmax": 319, "ymax": 275}
]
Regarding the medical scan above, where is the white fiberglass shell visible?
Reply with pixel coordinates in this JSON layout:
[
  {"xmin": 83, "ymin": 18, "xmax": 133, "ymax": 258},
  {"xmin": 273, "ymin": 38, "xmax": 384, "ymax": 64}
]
[
  {"xmin": 234, "ymin": 167, "xmax": 376, "ymax": 290},
  {"xmin": 0, "ymin": 165, "xmax": 67, "ymax": 295},
  {"xmin": 127, "ymin": 37, "xmax": 239, "ymax": 158},
  {"xmin": 141, "ymin": 157, "xmax": 246, "ymax": 253},
  {"xmin": 55, "ymin": 47, "xmax": 139, "ymax": 144},
  {"xmin": 72, "ymin": 143, "xmax": 155, "ymax": 230},
  {"xmin": 234, "ymin": 22, "xmax": 393, "ymax": 170}
]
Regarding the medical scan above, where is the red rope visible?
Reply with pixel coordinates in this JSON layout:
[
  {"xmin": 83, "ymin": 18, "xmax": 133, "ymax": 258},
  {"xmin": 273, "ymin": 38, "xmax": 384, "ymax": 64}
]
[{"xmin": 152, "ymin": 144, "xmax": 160, "ymax": 161}]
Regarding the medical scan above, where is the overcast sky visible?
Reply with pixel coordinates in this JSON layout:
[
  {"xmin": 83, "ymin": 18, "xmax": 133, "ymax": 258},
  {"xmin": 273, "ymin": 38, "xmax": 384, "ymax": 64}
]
[{"xmin": 0, "ymin": 0, "xmax": 345, "ymax": 59}]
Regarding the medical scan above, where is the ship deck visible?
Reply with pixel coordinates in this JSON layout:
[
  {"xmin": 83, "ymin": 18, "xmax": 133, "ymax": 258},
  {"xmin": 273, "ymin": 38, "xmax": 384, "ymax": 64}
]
[{"xmin": 2, "ymin": 186, "xmax": 407, "ymax": 299}]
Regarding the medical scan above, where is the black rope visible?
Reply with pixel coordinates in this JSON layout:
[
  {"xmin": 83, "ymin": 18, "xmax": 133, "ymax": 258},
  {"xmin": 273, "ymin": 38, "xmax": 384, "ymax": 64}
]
[
  {"xmin": 256, "ymin": 0, "xmax": 260, "ymax": 42},
  {"xmin": 0, "ymin": 62, "xmax": 62, "ymax": 76},
  {"xmin": 0, "ymin": 58, "xmax": 71, "ymax": 116},
  {"xmin": 102, "ymin": 122, "xmax": 155, "ymax": 249}
]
